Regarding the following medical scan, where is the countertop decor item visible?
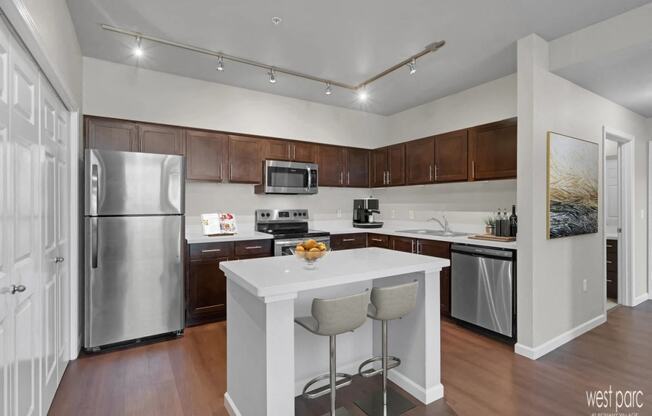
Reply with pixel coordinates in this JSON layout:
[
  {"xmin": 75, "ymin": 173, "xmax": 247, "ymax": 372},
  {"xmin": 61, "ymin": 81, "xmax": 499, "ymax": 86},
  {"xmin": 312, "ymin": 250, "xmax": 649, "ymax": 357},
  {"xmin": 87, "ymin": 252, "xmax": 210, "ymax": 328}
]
[
  {"xmin": 201, "ymin": 212, "xmax": 238, "ymax": 236},
  {"xmin": 469, "ymin": 234, "xmax": 516, "ymax": 242},
  {"xmin": 546, "ymin": 132, "xmax": 598, "ymax": 239},
  {"xmin": 292, "ymin": 239, "xmax": 330, "ymax": 269}
]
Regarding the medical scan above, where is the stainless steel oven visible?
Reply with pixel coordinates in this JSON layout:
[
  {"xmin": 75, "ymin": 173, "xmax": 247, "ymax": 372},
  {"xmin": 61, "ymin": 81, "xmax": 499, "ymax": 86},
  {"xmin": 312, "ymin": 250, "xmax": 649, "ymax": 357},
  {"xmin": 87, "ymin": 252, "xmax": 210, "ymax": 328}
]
[
  {"xmin": 274, "ymin": 235, "xmax": 330, "ymax": 256},
  {"xmin": 255, "ymin": 160, "xmax": 318, "ymax": 194},
  {"xmin": 255, "ymin": 209, "xmax": 330, "ymax": 255}
]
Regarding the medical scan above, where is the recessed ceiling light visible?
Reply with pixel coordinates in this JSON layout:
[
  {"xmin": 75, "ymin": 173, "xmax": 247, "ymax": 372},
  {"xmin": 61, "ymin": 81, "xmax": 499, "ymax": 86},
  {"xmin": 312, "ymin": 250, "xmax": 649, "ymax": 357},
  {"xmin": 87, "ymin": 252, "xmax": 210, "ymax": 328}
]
[
  {"xmin": 357, "ymin": 89, "xmax": 368, "ymax": 102},
  {"xmin": 268, "ymin": 69, "xmax": 277, "ymax": 84},
  {"xmin": 216, "ymin": 56, "xmax": 224, "ymax": 71},
  {"xmin": 325, "ymin": 82, "xmax": 332, "ymax": 95},
  {"xmin": 272, "ymin": 16, "xmax": 282, "ymax": 25}
]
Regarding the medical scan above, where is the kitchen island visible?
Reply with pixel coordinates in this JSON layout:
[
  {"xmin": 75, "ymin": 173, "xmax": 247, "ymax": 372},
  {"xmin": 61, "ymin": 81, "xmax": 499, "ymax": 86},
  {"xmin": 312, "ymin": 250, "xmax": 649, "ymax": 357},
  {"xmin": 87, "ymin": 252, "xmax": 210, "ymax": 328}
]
[{"xmin": 220, "ymin": 247, "xmax": 449, "ymax": 415}]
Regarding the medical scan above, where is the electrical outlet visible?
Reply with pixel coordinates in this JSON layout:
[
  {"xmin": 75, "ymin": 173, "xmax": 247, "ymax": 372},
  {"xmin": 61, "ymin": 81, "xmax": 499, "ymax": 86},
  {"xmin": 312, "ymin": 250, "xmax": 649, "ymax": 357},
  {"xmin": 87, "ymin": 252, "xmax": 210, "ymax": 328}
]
[
  {"xmin": 336, "ymin": 209, "xmax": 342, "ymax": 218},
  {"xmin": 582, "ymin": 279, "xmax": 588, "ymax": 292},
  {"xmin": 409, "ymin": 210, "xmax": 415, "ymax": 220}
]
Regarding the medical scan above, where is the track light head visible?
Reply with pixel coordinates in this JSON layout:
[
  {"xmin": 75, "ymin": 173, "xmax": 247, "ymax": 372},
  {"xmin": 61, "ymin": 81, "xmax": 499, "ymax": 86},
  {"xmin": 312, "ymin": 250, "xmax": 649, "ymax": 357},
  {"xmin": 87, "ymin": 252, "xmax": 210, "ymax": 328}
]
[
  {"xmin": 325, "ymin": 82, "xmax": 332, "ymax": 95},
  {"xmin": 268, "ymin": 69, "xmax": 277, "ymax": 84},
  {"xmin": 133, "ymin": 36, "xmax": 143, "ymax": 57},
  {"xmin": 216, "ymin": 56, "xmax": 224, "ymax": 71},
  {"xmin": 357, "ymin": 88, "xmax": 368, "ymax": 102},
  {"xmin": 408, "ymin": 58, "xmax": 416, "ymax": 75}
]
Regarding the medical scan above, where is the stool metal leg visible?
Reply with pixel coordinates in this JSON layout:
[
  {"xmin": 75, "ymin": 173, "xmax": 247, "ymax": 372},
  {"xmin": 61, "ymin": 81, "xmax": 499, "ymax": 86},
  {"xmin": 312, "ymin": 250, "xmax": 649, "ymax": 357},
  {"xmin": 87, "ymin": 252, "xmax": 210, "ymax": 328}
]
[
  {"xmin": 354, "ymin": 320, "xmax": 415, "ymax": 416},
  {"xmin": 330, "ymin": 335, "xmax": 336, "ymax": 415}
]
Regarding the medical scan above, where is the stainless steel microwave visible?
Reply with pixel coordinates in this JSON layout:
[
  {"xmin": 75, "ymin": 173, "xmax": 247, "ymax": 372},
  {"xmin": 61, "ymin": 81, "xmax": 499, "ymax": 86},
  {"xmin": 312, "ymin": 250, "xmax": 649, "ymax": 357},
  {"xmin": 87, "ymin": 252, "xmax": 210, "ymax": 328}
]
[{"xmin": 254, "ymin": 160, "xmax": 318, "ymax": 194}]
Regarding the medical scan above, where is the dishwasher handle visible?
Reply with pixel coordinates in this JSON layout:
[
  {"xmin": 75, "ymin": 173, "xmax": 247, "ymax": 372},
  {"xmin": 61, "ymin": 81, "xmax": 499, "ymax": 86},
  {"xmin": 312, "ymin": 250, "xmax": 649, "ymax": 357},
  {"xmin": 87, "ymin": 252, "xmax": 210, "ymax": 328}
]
[{"xmin": 451, "ymin": 244, "xmax": 514, "ymax": 259}]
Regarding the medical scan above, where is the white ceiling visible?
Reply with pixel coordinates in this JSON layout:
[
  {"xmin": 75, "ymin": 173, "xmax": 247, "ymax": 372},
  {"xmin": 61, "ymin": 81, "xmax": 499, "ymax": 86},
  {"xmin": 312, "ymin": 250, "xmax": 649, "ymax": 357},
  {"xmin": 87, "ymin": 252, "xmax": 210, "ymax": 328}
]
[{"xmin": 66, "ymin": 0, "xmax": 651, "ymax": 115}]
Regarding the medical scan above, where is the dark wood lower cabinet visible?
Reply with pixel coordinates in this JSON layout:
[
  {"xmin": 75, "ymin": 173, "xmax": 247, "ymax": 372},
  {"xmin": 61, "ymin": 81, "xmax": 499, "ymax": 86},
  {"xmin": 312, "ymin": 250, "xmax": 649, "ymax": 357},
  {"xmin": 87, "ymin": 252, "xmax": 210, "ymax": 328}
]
[
  {"xmin": 389, "ymin": 236, "xmax": 415, "ymax": 253},
  {"xmin": 367, "ymin": 233, "xmax": 389, "ymax": 248},
  {"xmin": 330, "ymin": 233, "xmax": 367, "ymax": 251},
  {"xmin": 186, "ymin": 239, "xmax": 272, "ymax": 325},
  {"xmin": 417, "ymin": 239, "xmax": 452, "ymax": 316}
]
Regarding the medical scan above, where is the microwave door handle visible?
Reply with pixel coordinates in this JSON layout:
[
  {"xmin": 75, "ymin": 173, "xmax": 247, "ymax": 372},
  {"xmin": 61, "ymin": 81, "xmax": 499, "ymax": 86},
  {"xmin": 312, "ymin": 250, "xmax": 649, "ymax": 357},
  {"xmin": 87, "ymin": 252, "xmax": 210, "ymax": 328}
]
[{"xmin": 307, "ymin": 166, "xmax": 312, "ymax": 190}]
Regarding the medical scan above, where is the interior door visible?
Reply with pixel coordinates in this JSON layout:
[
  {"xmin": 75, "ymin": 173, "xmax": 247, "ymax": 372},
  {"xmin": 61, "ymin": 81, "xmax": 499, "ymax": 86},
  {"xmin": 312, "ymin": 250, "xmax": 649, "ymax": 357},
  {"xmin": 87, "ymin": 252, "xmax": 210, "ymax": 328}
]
[
  {"xmin": 0, "ymin": 20, "xmax": 13, "ymax": 416},
  {"xmin": 11, "ymin": 35, "xmax": 41, "ymax": 416}
]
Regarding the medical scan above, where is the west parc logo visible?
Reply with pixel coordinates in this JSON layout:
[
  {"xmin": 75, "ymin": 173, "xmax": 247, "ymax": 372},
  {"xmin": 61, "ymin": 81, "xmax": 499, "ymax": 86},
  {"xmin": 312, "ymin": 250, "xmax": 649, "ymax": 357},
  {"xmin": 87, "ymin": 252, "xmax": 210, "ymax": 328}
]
[{"xmin": 586, "ymin": 386, "xmax": 644, "ymax": 416}]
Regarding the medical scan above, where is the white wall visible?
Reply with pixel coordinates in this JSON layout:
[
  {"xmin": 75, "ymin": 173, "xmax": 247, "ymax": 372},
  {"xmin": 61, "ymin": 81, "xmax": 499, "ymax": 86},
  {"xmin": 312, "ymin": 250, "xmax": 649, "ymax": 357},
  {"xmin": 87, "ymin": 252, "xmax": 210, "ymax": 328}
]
[
  {"xmin": 385, "ymin": 74, "xmax": 517, "ymax": 144},
  {"xmin": 516, "ymin": 34, "xmax": 650, "ymax": 355},
  {"xmin": 83, "ymin": 57, "xmax": 387, "ymax": 149}
]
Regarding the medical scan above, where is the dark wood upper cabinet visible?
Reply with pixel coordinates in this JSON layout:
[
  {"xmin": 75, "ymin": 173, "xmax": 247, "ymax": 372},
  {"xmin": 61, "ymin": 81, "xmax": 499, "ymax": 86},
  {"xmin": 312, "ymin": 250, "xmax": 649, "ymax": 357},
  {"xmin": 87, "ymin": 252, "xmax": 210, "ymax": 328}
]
[
  {"xmin": 372, "ymin": 144, "xmax": 405, "ymax": 187},
  {"xmin": 345, "ymin": 148, "xmax": 369, "ymax": 187},
  {"xmin": 371, "ymin": 148, "xmax": 388, "ymax": 187},
  {"xmin": 405, "ymin": 137, "xmax": 435, "ymax": 185},
  {"xmin": 317, "ymin": 144, "xmax": 345, "ymax": 186},
  {"xmin": 291, "ymin": 142, "xmax": 316, "ymax": 163},
  {"xmin": 85, "ymin": 117, "xmax": 139, "ymax": 152},
  {"xmin": 468, "ymin": 118, "xmax": 517, "ymax": 181},
  {"xmin": 185, "ymin": 129, "xmax": 228, "ymax": 181},
  {"xmin": 139, "ymin": 123, "xmax": 184, "ymax": 155},
  {"xmin": 264, "ymin": 139, "xmax": 292, "ymax": 161},
  {"xmin": 229, "ymin": 135, "xmax": 263, "ymax": 183},
  {"xmin": 434, "ymin": 129, "xmax": 468, "ymax": 182}
]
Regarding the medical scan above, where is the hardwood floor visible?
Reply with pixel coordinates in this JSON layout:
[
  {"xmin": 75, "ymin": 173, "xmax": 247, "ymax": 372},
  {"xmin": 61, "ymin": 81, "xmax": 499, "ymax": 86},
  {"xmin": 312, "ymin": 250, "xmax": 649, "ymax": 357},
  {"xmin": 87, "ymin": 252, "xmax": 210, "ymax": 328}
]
[{"xmin": 50, "ymin": 302, "xmax": 652, "ymax": 415}]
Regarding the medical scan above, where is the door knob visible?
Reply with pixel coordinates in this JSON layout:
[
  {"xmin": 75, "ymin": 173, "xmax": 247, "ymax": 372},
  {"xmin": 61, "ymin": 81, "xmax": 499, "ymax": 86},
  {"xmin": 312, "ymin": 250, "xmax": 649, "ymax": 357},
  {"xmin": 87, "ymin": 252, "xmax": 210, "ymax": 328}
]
[
  {"xmin": 54, "ymin": 257, "xmax": 65, "ymax": 263},
  {"xmin": 11, "ymin": 285, "xmax": 26, "ymax": 294}
]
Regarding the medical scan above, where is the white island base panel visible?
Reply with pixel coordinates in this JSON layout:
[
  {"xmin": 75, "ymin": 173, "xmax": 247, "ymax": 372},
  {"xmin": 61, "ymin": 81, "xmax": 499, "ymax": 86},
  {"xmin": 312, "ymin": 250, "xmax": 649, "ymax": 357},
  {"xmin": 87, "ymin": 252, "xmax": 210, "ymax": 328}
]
[{"xmin": 221, "ymin": 248, "xmax": 448, "ymax": 416}]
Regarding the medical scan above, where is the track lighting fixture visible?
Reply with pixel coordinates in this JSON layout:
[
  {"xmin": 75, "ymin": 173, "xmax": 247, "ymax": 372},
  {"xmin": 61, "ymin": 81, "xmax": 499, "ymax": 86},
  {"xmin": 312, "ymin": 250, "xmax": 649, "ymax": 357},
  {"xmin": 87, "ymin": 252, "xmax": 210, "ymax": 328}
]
[
  {"xmin": 103, "ymin": 25, "xmax": 446, "ymax": 99},
  {"xmin": 133, "ymin": 36, "xmax": 143, "ymax": 57}
]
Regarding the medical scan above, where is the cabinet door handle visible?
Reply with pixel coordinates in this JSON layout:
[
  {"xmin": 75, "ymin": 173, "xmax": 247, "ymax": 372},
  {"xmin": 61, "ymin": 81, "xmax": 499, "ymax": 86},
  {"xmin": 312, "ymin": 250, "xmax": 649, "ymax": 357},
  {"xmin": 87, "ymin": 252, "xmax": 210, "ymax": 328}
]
[
  {"xmin": 388, "ymin": 171, "xmax": 391, "ymax": 184},
  {"xmin": 347, "ymin": 171, "xmax": 350, "ymax": 185},
  {"xmin": 340, "ymin": 171, "xmax": 343, "ymax": 185},
  {"xmin": 342, "ymin": 238, "xmax": 356, "ymax": 242},
  {"xmin": 606, "ymin": 260, "xmax": 613, "ymax": 264},
  {"xmin": 471, "ymin": 161, "xmax": 475, "ymax": 179},
  {"xmin": 202, "ymin": 248, "xmax": 222, "ymax": 253},
  {"xmin": 434, "ymin": 165, "xmax": 438, "ymax": 181},
  {"xmin": 371, "ymin": 238, "xmax": 383, "ymax": 242},
  {"xmin": 606, "ymin": 279, "xmax": 614, "ymax": 283},
  {"xmin": 411, "ymin": 239, "xmax": 415, "ymax": 253},
  {"xmin": 416, "ymin": 240, "xmax": 421, "ymax": 254},
  {"xmin": 244, "ymin": 246, "xmax": 263, "ymax": 250},
  {"xmin": 429, "ymin": 165, "xmax": 433, "ymax": 181},
  {"xmin": 229, "ymin": 164, "xmax": 233, "ymax": 180},
  {"xmin": 606, "ymin": 244, "xmax": 613, "ymax": 248}
]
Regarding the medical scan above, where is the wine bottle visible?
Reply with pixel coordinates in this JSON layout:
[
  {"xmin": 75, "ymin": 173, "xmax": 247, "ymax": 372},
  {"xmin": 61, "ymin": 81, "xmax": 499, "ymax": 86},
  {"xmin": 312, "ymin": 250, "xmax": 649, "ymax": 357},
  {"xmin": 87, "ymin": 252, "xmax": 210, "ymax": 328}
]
[{"xmin": 510, "ymin": 205, "xmax": 518, "ymax": 237}]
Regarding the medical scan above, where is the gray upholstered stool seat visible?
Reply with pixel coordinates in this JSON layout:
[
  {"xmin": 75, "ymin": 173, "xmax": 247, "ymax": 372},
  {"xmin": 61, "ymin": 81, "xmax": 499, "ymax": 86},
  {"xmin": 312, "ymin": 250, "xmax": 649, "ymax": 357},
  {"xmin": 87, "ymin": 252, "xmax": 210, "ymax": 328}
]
[
  {"xmin": 295, "ymin": 289, "xmax": 370, "ymax": 416},
  {"xmin": 356, "ymin": 281, "xmax": 419, "ymax": 416}
]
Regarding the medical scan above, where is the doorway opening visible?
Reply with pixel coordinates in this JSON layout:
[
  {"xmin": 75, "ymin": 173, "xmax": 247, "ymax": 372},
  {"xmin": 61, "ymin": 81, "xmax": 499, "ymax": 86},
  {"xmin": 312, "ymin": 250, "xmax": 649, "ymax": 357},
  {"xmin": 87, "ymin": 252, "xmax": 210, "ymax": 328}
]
[{"xmin": 602, "ymin": 127, "xmax": 634, "ymax": 312}]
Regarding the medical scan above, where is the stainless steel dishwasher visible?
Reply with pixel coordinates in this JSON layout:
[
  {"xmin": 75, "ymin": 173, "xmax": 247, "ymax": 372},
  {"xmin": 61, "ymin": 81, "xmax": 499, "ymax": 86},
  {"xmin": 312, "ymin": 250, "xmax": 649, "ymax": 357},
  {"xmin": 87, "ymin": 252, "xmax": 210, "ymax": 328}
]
[{"xmin": 451, "ymin": 244, "xmax": 515, "ymax": 339}]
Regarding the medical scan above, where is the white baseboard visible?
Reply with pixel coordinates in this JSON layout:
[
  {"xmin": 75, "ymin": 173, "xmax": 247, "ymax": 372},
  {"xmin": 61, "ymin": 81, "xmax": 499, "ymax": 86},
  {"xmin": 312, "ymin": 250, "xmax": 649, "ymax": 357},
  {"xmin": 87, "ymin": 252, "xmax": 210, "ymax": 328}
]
[
  {"xmin": 633, "ymin": 293, "xmax": 649, "ymax": 306},
  {"xmin": 387, "ymin": 369, "xmax": 444, "ymax": 404},
  {"xmin": 224, "ymin": 393, "xmax": 241, "ymax": 416},
  {"xmin": 514, "ymin": 314, "xmax": 606, "ymax": 360}
]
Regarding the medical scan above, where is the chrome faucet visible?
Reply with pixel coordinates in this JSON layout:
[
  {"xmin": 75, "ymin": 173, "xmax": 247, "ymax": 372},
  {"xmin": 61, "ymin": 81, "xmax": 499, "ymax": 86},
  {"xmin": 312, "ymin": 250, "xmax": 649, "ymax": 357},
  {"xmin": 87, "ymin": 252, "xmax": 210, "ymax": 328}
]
[{"xmin": 428, "ymin": 215, "xmax": 451, "ymax": 235}]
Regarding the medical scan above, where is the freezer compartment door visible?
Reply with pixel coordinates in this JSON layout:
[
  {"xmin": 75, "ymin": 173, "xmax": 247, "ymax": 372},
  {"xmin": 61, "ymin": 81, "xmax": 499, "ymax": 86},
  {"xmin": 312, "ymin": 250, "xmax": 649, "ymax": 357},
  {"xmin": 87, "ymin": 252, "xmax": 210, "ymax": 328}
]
[
  {"xmin": 84, "ymin": 215, "xmax": 184, "ymax": 348},
  {"xmin": 451, "ymin": 251, "xmax": 513, "ymax": 337},
  {"xmin": 85, "ymin": 149, "xmax": 184, "ymax": 216}
]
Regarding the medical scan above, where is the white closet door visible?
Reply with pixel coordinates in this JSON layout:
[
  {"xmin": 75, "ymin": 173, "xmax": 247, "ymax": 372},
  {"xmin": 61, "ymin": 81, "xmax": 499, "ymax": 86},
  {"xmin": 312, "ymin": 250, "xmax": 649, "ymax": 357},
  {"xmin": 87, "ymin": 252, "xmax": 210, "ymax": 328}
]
[
  {"xmin": 11, "ymin": 36, "xmax": 41, "ymax": 416},
  {"xmin": 0, "ymin": 18, "xmax": 13, "ymax": 416},
  {"xmin": 40, "ymin": 79, "xmax": 58, "ymax": 411}
]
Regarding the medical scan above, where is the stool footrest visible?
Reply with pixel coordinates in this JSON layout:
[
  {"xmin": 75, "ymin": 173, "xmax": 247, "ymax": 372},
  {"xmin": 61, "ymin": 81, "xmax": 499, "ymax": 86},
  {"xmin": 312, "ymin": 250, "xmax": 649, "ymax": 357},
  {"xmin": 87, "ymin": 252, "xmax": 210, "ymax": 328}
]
[
  {"xmin": 302, "ymin": 372, "xmax": 353, "ymax": 399},
  {"xmin": 358, "ymin": 356, "xmax": 401, "ymax": 378}
]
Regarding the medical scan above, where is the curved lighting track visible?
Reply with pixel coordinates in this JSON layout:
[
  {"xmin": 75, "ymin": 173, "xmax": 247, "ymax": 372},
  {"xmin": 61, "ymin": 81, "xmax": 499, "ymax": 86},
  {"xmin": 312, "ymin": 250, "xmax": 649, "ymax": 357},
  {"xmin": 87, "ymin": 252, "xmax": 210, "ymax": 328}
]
[{"xmin": 101, "ymin": 24, "xmax": 445, "ymax": 92}]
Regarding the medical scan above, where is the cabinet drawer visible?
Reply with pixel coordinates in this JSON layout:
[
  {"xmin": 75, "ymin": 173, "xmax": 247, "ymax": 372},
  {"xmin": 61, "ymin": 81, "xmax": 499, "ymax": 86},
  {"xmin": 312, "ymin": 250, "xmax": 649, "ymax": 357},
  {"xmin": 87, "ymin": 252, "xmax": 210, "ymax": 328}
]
[
  {"xmin": 189, "ymin": 242, "xmax": 234, "ymax": 259},
  {"xmin": 367, "ymin": 233, "xmax": 389, "ymax": 248},
  {"xmin": 607, "ymin": 257, "xmax": 618, "ymax": 272},
  {"xmin": 234, "ymin": 239, "xmax": 272, "ymax": 257},
  {"xmin": 331, "ymin": 233, "xmax": 367, "ymax": 250}
]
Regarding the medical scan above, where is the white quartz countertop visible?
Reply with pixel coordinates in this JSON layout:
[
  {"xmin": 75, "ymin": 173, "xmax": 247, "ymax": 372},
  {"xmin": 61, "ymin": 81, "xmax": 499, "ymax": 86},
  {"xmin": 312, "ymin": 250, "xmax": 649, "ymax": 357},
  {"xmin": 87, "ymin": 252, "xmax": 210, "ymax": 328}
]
[
  {"xmin": 186, "ymin": 221, "xmax": 517, "ymax": 250},
  {"xmin": 220, "ymin": 247, "xmax": 450, "ymax": 298}
]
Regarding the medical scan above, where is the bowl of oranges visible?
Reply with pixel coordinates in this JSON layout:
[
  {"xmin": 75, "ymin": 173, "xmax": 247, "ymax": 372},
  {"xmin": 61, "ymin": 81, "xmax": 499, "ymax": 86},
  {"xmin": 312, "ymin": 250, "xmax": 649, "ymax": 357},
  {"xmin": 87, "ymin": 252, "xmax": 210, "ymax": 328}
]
[{"xmin": 292, "ymin": 239, "xmax": 330, "ymax": 269}]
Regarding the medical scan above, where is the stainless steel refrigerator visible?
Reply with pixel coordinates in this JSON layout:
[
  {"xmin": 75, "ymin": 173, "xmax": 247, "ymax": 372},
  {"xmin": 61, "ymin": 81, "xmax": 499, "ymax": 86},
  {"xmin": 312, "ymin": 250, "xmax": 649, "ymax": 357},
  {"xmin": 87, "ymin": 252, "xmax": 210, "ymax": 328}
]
[{"xmin": 84, "ymin": 149, "xmax": 185, "ymax": 350}]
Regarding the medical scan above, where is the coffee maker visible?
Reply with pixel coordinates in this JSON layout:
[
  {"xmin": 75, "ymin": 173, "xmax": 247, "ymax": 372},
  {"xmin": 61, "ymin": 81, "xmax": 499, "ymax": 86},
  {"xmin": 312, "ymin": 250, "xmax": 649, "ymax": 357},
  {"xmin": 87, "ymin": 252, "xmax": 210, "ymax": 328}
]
[{"xmin": 353, "ymin": 198, "xmax": 383, "ymax": 228}]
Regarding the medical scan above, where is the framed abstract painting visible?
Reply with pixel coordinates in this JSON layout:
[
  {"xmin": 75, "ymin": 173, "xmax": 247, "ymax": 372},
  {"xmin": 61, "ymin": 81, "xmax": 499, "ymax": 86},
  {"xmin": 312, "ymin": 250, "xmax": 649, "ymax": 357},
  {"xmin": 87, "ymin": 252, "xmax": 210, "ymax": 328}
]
[{"xmin": 546, "ymin": 132, "xmax": 599, "ymax": 239}]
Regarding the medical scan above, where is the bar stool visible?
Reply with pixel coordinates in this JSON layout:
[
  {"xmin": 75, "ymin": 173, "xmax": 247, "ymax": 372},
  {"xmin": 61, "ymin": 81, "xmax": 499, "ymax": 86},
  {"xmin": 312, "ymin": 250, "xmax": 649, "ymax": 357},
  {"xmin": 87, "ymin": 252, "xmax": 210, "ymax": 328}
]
[
  {"xmin": 355, "ymin": 281, "xmax": 419, "ymax": 416},
  {"xmin": 295, "ymin": 289, "xmax": 371, "ymax": 416}
]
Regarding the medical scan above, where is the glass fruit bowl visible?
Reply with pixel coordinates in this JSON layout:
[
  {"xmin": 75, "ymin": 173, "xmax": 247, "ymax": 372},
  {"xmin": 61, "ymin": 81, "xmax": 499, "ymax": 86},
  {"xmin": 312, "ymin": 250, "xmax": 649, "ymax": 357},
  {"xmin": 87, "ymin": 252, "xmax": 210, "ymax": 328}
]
[{"xmin": 291, "ymin": 240, "xmax": 330, "ymax": 269}]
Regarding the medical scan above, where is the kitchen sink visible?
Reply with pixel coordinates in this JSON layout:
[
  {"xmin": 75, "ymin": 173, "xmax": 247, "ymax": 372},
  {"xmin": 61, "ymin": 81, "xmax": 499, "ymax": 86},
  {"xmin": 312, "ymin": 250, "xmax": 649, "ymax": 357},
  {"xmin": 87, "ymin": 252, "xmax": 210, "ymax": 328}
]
[{"xmin": 396, "ymin": 229, "xmax": 470, "ymax": 237}]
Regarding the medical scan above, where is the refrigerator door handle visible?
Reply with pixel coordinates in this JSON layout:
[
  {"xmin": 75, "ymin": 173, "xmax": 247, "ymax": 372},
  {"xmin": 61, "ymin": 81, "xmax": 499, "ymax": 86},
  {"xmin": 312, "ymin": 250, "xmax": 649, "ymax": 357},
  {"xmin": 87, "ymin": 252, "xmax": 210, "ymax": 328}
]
[
  {"xmin": 90, "ymin": 163, "xmax": 99, "ymax": 215},
  {"xmin": 91, "ymin": 217, "xmax": 98, "ymax": 268}
]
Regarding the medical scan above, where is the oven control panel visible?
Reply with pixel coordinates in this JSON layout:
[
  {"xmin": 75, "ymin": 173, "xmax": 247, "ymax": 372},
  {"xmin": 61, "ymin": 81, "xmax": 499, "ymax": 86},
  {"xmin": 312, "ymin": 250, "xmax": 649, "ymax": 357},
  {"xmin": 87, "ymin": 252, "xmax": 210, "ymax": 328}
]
[{"xmin": 256, "ymin": 209, "xmax": 309, "ymax": 222}]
